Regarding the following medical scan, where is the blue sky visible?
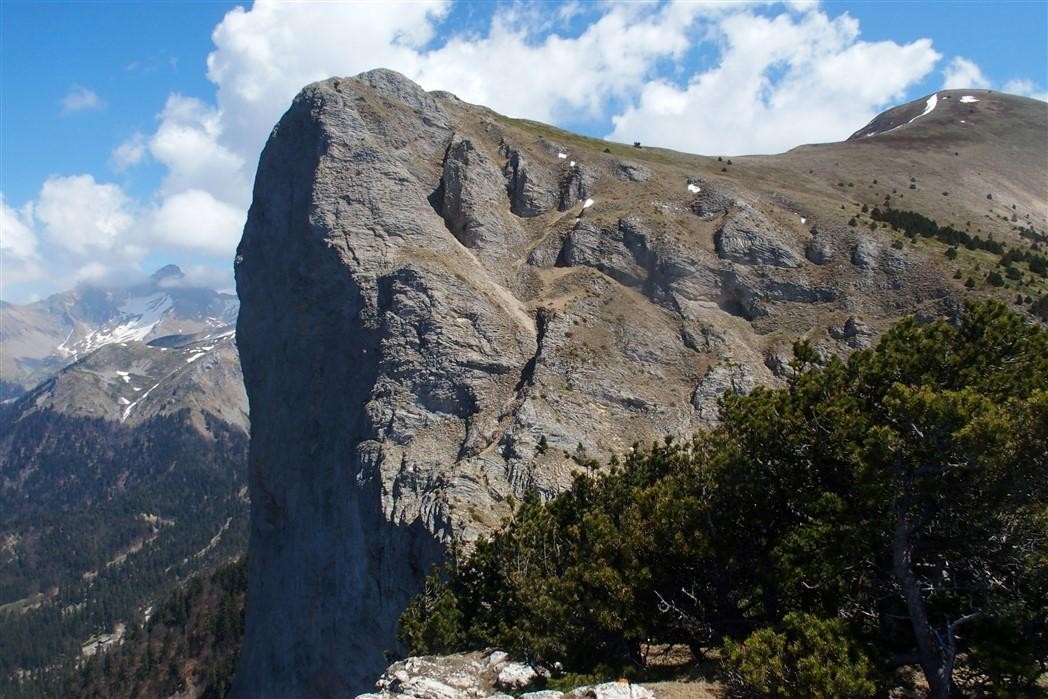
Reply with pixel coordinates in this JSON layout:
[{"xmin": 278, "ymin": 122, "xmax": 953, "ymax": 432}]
[{"xmin": 2, "ymin": 0, "xmax": 1046, "ymax": 303}]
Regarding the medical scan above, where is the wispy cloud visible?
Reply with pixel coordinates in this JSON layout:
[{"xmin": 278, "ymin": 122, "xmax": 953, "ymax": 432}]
[
  {"xmin": 110, "ymin": 132, "xmax": 148, "ymax": 171},
  {"xmin": 1003, "ymin": 78, "xmax": 1048, "ymax": 102},
  {"xmin": 941, "ymin": 56, "xmax": 1046, "ymax": 102},
  {"xmin": 61, "ymin": 84, "xmax": 104, "ymax": 114}
]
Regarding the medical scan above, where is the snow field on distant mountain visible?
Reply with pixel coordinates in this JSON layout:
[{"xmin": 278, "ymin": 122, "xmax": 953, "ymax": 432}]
[{"xmin": 77, "ymin": 293, "xmax": 174, "ymax": 354}]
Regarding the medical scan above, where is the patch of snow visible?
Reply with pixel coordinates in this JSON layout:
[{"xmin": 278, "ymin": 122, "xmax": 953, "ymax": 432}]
[
  {"xmin": 960, "ymin": 95, "xmax": 979, "ymax": 103},
  {"xmin": 569, "ymin": 160, "xmax": 576, "ymax": 167},
  {"xmin": 122, "ymin": 380, "xmax": 162, "ymax": 421},
  {"xmin": 687, "ymin": 183, "xmax": 701, "ymax": 193},
  {"xmin": 116, "ymin": 371, "xmax": 131, "ymax": 383},
  {"xmin": 907, "ymin": 93, "xmax": 939, "ymax": 124},
  {"xmin": 55, "ymin": 327, "xmax": 77, "ymax": 357},
  {"xmin": 557, "ymin": 152, "xmax": 567, "ymax": 159},
  {"xmin": 583, "ymin": 198, "xmax": 594, "ymax": 209},
  {"xmin": 76, "ymin": 293, "xmax": 173, "ymax": 353},
  {"xmin": 960, "ymin": 120, "xmax": 966, "ymax": 124},
  {"xmin": 118, "ymin": 397, "xmax": 131, "ymax": 406},
  {"xmin": 186, "ymin": 353, "xmax": 205, "ymax": 364},
  {"xmin": 800, "ymin": 217, "xmax": 807, "ymax": 224},
  {"xmin": 123, "ymin": 368, "xmax": 180, "ymax": 420}
]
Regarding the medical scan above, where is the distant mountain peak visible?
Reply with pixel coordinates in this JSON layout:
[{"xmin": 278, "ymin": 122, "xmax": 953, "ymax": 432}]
[{"xmin": 151, "ymin": 264, "xmax": 185, "ymax": 282}]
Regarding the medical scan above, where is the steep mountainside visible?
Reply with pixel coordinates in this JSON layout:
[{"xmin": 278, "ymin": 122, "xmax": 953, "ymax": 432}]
[
  {"xmin": 231, "ymin": 69, "xmax": 1046, "ymax": 696},
  {"xmin": 0, "ymin": 280, "xmax": 248, "ymax": 696},
  {"xmin": 0, "ymin": 265, "xmax": 238, "ymax": 399}
]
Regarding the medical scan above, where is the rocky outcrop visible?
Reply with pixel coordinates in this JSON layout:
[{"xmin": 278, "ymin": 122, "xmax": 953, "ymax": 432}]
[
  {"xmin": 356, "ymin": 651, "xmax": 654, "ymax": 699},
  {"xmin": 805, "ymin": 227, "xmax": 835, "ymax": 264},
  {"xmin": 232, "ymin": 69, "xmax": 975, "ymax": 697},
  {"xmin": 715, "ymin": 208, "xmax": 803, "ymax": 268},
  {"xmin": 502, "ymin": 145, "xmax": 557, "ymax": 216},
  {"xmin": 691, "ymin": 361, "xmax": 757, "ymax": 421},
  {"xmin": 828, "ymin": 315, "xmax": 874, "ymax": 349},
  {"xmin": 558, "ymin": 164, "xmax": 599, "ymax": 210},
  {"xmin": 689, "ymin": 184, "xmax": 733, "ymax": 219},
  {"xmin": 851, "ymin": 238, "xmax": 882, "ymax": 270},
  {"xmin": 615, "ymin": 161, "xmax": 651, "ymax": 182}
]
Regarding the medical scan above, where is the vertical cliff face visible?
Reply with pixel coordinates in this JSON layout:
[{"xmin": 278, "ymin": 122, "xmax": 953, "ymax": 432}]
[
  {"xmin": 231, "ymin": 71, "xmax": 540, "ymax": 696},
  {"xmin": 232, "ymin": 70, "xmax": 1044, "ymax": 696}
]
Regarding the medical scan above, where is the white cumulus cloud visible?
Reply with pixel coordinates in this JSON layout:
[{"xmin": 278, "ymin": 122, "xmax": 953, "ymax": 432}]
[
  {"xmin": 940, "ymin": 57, "xmax": 1046, "ymax": 102},
  {"xmin": 608, "ymin": 9, "xmax": 941, "ymax": 154},
  {"xmin": 206, "ymin": 0, "xmax": 450, "ymax": 160},
  {"xmin": 146, "ymin": 189, "xmax": 246, "ymax": 255},
  {"xmin": 414, "ymin": 2, "xmax": 709, "ymax": 125},
  {"xmin": 1003, "ymin": 78, "xmax": 1048, "ymax": 102},
  {"xmin": 35, "ymin": 175, "xmax": 137, "ymax": 256},
  {"xmin": 1, "ymin": 198, "xmax": 43, "ymax": 290},
  {"xmin": 149, "ymin": 94, "xmax": 249, "ymax": 207},
  {"xmin": 942, "ymin": 57, "xmax": 991, "ymax": 89}
]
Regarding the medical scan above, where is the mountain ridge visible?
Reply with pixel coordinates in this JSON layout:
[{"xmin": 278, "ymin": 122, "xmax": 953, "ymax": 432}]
[{"xmin": 0, "ymin": 266, "xmax": 238, "ymax": 399}]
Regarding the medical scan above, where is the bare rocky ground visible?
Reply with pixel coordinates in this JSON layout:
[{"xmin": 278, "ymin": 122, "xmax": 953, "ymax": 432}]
[{"xmin": 354, "ymin": 649, "xmax": 690, "ymax": 699}]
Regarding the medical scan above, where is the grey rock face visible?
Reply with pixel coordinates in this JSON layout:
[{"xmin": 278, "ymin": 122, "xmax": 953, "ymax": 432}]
[
  {"xmin": 764, "ymin": 350, "xmax": 796, "ymax": 379},
  {"xmin": 502, "ymin": 145, "xmax": 558, "ymax": 217},
  {"xmin": 558, "ymin": 164, "xmax": 599, "ymax": 211},
  {"xmin": 615, "ymin": 161, "xmax": 651, "ymax": 182},
  {"xmin": 439, "ymin": 135, "xmax": 527, "ymax": 259},
  {"xmin": 715, "ymin": 208, "xmax": 803, "ymax": 268},
  {"xmin": 691, "ymin": 361, "xmax": 757, "ymax": 421},
  {"xmin": 829, "ymin": 315, "xmax": 874, "ymax": 349},
  {"xmin": 852, "ymin": 238, "xmax": 882, "ymax": 270},
  {"xmin": 805, "ymin": 228, "xmax": 835, "ymax": 264},
  {"xmin": 689, "ymin": 185, "xmax": 733, "ymax": 219}
]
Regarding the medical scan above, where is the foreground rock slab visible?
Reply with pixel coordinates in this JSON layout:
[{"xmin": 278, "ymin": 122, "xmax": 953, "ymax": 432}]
[{"xmin": 355, "ymin": 651, "xmax": 654, "ymax": 699}]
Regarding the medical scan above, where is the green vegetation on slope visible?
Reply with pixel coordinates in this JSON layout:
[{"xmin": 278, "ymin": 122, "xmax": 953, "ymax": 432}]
[
  {"xmin": 401, "ymin": 301, "xmax": 1048, "ymax": 698},
  {"xmin": 61, "ymin": 559, "xmax": 246, "ymax": 699},
  {"xmin": 868, "ymin": 206, "xmax": 1048, "ymax": 315},
  {"xmin": 0, "ymin": 411, "xmax": 248, "ymax": 698}
]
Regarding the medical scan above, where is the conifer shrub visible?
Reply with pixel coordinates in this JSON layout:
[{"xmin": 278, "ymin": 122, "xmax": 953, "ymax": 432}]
[{"xmin": 723, "ymin": 613, "xmax": 878, "ymax": 698}]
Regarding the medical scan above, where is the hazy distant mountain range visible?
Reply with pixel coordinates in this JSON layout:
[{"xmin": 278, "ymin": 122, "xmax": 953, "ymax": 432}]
[{"xmin": 1, "ymin": 265, "xmax": 239, "ymax": 400}]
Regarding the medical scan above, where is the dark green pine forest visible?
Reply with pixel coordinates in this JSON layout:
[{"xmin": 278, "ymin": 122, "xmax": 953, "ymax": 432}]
[{"xmin": 0, "ymin": 410, "xmax": 248, "ymax": 699}]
